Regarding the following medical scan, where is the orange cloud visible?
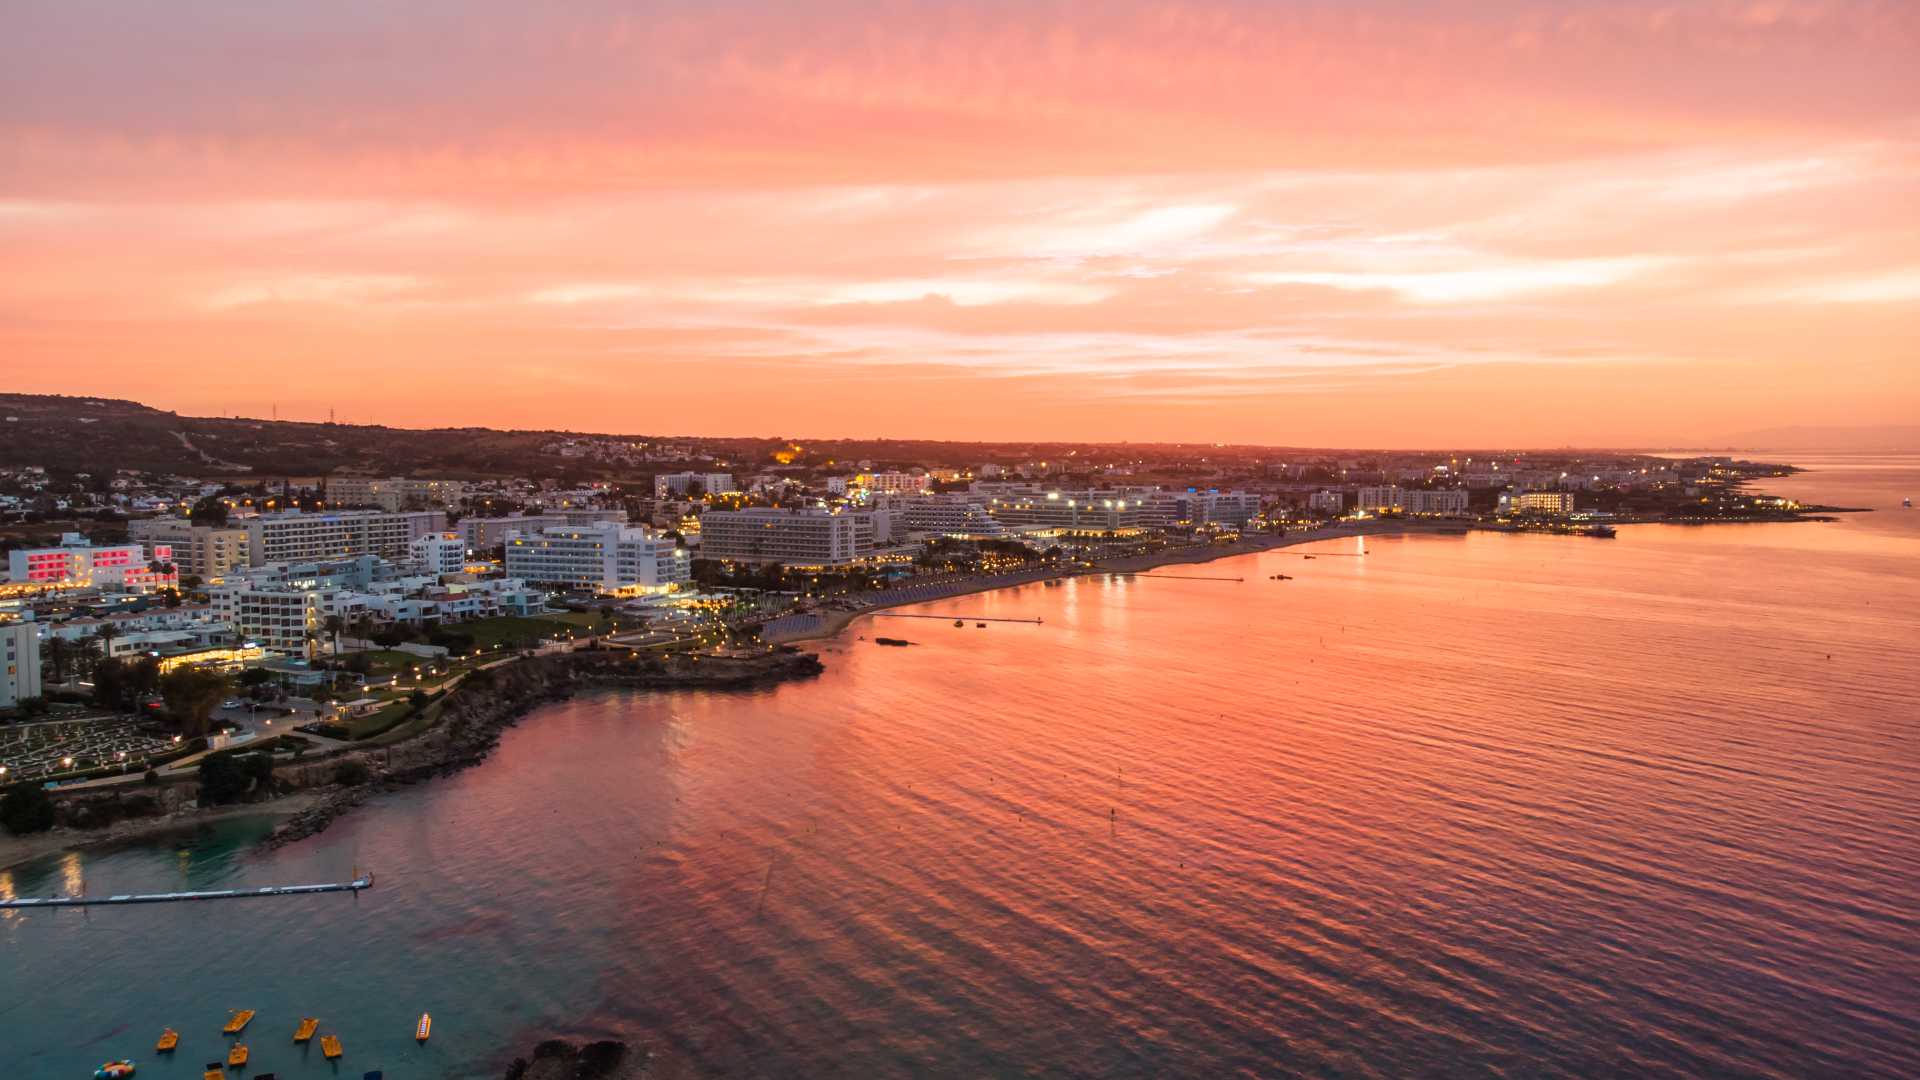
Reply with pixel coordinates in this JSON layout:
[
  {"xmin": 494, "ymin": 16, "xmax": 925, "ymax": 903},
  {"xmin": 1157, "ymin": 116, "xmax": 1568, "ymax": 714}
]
[{"xmin": 1, "ymin": 2, "xmax": 1915, "ymax": 445}]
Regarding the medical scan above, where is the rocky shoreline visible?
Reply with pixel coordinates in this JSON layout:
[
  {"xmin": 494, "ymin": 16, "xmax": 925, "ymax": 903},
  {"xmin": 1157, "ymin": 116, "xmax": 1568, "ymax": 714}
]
[
  {"xmin": 504, "ymin": 1038, "xmax": 643, "ymax": 1079},
  {"xmin": 1, "ymin": 648, "xmax": 823, "ymax": 868}
]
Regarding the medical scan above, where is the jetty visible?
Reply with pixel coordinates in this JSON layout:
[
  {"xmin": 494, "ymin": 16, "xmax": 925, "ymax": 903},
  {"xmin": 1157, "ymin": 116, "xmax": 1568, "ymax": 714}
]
[
  {"xmin": 869, "ymin": 613, "xmax": 1042, "ymax": 624},
  {"xmin": 0, "ymin": 871, "xmax": 373, "ymax": 909}
]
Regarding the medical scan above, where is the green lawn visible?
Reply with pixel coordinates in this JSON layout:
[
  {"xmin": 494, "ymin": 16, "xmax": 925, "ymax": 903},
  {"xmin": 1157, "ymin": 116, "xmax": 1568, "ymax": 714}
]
[
  {"xmin": 457, "ymin": 615, "xmax": 596, "ymax": 649},
  {"xmin": 346, "ymin": 699, "xmax": 414, "ymax": 739}
]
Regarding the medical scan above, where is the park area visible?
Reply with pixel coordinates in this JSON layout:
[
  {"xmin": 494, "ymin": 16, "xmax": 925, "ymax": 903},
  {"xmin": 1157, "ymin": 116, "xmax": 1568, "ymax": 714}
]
[{"xmin": 0, "ymin": 715, "xmax": 183, "ymax": 782}]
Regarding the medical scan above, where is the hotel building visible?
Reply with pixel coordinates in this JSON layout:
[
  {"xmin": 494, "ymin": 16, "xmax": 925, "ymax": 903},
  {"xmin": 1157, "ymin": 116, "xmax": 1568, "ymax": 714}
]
[
  {"xmin": 128, "ymin": 518, "xmax": 251, "ymax": 580},
  {"xmin": 1, "ymin": 621, "xmax": 41, "ymax": 708},
  {"xmin": 243, "ymin": 510, "xmax": 446, "ymax": 567},
  {"xmin": 6, "ymin": 535, "xmax": 177, "ymax": 593},
  {"xmin": 503, "ymin": 522, "xmax": 689, "ymax": 595},
  {"xmin": 986, "ymin": 491, "xmax": 1145, "ymax": 533},
  {"xmin": 1307, "ymin": 491, "xmax": 1346, "ymax": 515},
  {"xmin": 1357, "ymin": 486, "xmax": 1406, "ymax": 513},
  {"xmin": 699, "ymin": 508, "xmax": 880, "ymax": 567},
  {"xmin": 326, "ymin": 476, "xmax": 468, "ymax": 511},
  {"xmin": 1403, "ymin": 489, "xmax": 1470, "ymax": 516},
  {"xmin": 1503, "ymin": 491, "xmax": 1576, "ymax": 516},
  {"xmin": 654, "ymin": 472, "xmax": 737, "ymax": 498}
]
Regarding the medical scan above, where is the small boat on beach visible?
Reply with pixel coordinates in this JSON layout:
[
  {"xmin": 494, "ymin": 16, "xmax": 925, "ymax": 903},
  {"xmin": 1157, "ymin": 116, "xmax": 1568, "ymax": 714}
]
[
  {"xmin": 93, "ymin": 1061, "xmax": 136, "ymax": 1079},
  {"xmin": 321, "ymin": 1034, "xmax": 343, "ymax": 1060},
  {"xmin": 157, "ymin": 1030, "xmax": 179, "ymax": 1052},
  {"xmin": 293, "ymin": 1017, "xmax": 318, "ymax": 1043},
  {"xmin": 227, "ymin": 1044, "xmax": 249, "ymax": 1068},
  {"xmin": 416, "ymin": 1012, "xmax": 432, "ymax": 1041},
  {"xmin": 223, "ymin": 1010, "xmax": 254, "ymax": 1034}
]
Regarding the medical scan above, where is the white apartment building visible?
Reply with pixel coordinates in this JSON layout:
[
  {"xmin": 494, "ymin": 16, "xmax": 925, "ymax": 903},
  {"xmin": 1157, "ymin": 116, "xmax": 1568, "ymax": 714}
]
[
  {"xmin": 699, "ymin": 508, "xmax": 879, "ymax": 567},
  {"xmin": 326, "ymin": 476, "xmax": 468, "ymax": 510},
  {"xmin": 243, "ymin": 510, "xmax": 446, "ymax": 567},
  {"xmin": 410, "ymin": 532, "xmax": 468, "ymax": 576},
  {"xmin": 1307, "ymin": 491, "xmax": 1346, "ymax": 515},
  {"xmin": 1403, "ymin": 489, "xmax": 1470, "ymax": 516},
  {"xmin": 2, "ymin": 621, "xmax": 42, "ymax": 708},
  {"xmin": 128, "ymin": 518, "xmax": 251, "ymax": 580},
  {"xmin": 209, "ymin": 582, "xmax": 333, "ymax": 655},
  {"xmin": 654, "ymin": 472, "xmax": 736, "ymax": 498},
  {"xmin": 1357, "ymin": 486, "xmax": 1406, "ymax": 513},
  {"xmin": 503, "ymin": 522, "xmax": 689, "ymax": 595},
  {"xmin": 6, "ymin": 535, "xmax": 177, "ymax": 593}
]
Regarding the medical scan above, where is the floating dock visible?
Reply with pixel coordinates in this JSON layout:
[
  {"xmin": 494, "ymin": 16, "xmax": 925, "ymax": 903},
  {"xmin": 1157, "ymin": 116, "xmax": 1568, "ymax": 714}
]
[{"xmin": 0, "ymin": 872, "xmax": 373, "ymax": 909}]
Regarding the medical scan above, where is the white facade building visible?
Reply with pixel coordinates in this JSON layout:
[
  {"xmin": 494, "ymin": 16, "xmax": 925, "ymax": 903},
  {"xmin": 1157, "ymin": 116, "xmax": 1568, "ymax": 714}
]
[
  {"xmin": 6, "ymin": 535, "xmax": 177, "ymax": 593},
  {"xmin": 129, "ymin": 518, "xmax": 250, "ymax": 580},
  {"xmin": 2, "ymin": 621, "xmax": 42, "ymax": 708},
  {"xmin": 1357, "ymin": 486, "xmax": 1406, "ymax": 513},
  {"xmin": 986, "ymin": 491, "xmax": 1145, "ymax": 533},
  {"xmin": 243, "ymin": 510, "xmax": 446, "ymax": 567},
  {"xmin": 410, "ymin": 532, "xmax": 468, "ymax": 575},
  {"xmin": 699, "ymin": 508, "xmax": 880, "ymax": 566},
  {"xmin": 1502, "ymin": 490, "xmax": 1576, "ymax": 516},
  {"xmin": 326, "ymin": 476, "xmax": 467, "ymax": 511},
  {"xmin": 504, "ymin": 522, "xmax": 689, "ymax": 595},
  {"xmin": 1307, "ymin": 491, "xmax": 1346, "ymax": 515},
  {"xmin": 855, "ymin": 472, "xmax": 930, "ymax": 496},
  {"xmin": 654, "ymin": 472, "xmax": 736, "ymax": 498},
  {"xmin": 1403, "ymin": 489, "xmax": 1470, "ymax": 516}
]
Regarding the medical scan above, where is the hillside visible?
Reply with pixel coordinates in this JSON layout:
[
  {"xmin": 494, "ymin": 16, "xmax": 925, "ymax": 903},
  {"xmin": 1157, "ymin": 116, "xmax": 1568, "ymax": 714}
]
[{"xmin": 0, "ymin": 394, "xmax": 649, "ymax": 478}]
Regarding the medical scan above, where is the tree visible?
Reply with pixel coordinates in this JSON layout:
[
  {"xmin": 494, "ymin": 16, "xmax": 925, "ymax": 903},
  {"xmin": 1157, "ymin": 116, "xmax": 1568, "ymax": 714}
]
[
  {"xmin": 0, "ymin": 782, "xmax": 56, "ymax": 835},
  {"xmin": 198, "ymin": 749, "xmax": 272, "ymax": 805},
  {"xmin": 91, "ymin": 657, "xmax": 130, "ymax": 711},
  {"xmin": 43, "ymin": 636, "xmax": 71, "ymax": 682},
  {"xmin": 93, "ymin": 623, "xmax": 119, "ymax": 665},
  {"xmin": 188, "ymin": 494, "xmax": 230, "ymax": 527},
  {"xmin": 324, "ymin": 614, "xmax": 346, "ymax": 656},
  {"xmin": 159, "ymin": 667, "xmax": 229, "ymax": 736}
]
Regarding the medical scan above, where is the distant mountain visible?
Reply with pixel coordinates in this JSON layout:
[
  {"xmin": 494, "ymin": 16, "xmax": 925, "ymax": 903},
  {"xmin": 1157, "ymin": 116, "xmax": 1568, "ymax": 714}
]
[{"xmin": 1713, "ymin": 425, "xmax": 1920, "ymax": 452}]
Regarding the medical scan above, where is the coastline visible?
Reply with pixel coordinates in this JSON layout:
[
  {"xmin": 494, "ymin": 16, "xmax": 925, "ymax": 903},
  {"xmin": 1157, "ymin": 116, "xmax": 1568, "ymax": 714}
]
[
  {"xmin": 2, "ymin": 651, "xmax": 825, "ymax": 874},
  {"xmin": 771, "ymin": 519, "xmax": 1451, "ymax": 646},
  {"xmin": 0, "ymin": 793, "xmax": 322, "ymax": 873}
]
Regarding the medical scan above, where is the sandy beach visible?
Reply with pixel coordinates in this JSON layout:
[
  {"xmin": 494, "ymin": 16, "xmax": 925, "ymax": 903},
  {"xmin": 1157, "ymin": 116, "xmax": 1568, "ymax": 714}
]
[{"xmin": 770, "ymin": 519, "xmax": 1455, "ymax": 646}]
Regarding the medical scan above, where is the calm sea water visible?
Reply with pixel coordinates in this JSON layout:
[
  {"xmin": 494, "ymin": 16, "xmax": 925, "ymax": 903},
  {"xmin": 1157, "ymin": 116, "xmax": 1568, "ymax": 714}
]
[{"xmin": 5, "ymin": 455, "xmax": 1918, "ymax": 1079}]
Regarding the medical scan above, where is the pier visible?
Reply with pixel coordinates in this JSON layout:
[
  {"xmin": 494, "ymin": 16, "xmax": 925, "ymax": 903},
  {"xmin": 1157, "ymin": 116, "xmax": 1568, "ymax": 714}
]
[
  {"xmin": 868, "ymin": 613, "xmax": 1043, "ymax": 624},
  {"xmin": 0, "ymin": 871, "xmax": 374, "ymax": 909}
]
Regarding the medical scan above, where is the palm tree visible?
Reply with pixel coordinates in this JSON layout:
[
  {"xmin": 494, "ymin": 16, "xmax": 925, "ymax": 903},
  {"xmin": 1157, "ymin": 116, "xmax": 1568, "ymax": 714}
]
[
  {"xmin": 93, "ymin": 622, "xmax": 119, "ymax": 663},
  {"xmin": 324, "ymin": 614, "xmax": 346, "ymax": 657},
  {"xmin": 303, "ymin": 626, "xmax": 321, "ymax": 662},
  {"xmin": 44, "ymin": 636, "xmax": 71, "ymax": 682}
]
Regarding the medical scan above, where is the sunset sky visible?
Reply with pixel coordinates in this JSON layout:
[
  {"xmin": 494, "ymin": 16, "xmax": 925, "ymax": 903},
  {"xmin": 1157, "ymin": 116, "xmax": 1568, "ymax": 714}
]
[{"xmin": 3, "ymin": 1, "xmax": 1916, "ymax": 447}]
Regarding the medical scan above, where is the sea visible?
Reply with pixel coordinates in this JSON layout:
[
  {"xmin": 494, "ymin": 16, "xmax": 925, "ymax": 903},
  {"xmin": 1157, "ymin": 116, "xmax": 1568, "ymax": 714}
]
[{"xmin": 3, "ymin": 452, "xmax": 1916, "ymax": 1078}]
